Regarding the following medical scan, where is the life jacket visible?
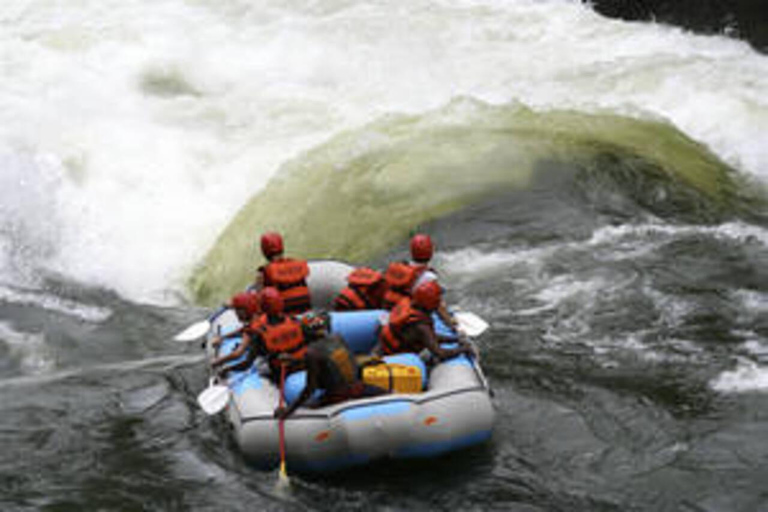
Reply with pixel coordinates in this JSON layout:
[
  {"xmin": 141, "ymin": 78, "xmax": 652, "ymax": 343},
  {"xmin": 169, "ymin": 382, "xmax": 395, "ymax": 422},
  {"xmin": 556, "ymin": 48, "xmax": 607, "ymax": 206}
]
[
  {"xmin": 245, "ymin": 314, "xmax": 267, "ymax": 334},
  {"xmin": 381, "ymin": 262, "xmax": 430, "ymax": 309},
  {"xmin": 260, "ymin": 257, "xmax": 311, "ymax": 314},
  {"xmin": 378, "ymin": 298, "xmax": 433, "ymax": 355},
  {"xmin": 333, "ymin": 286, "xmax": 370, "ymax": 311},
  {"xmin": 222, "ymin": 315, "xmax": 266, "ymax": 359},
  {"xmin": 311, "ymin": 335, "xmax": 360, "ymax": 400},
  {"xmin": 333, "ymin": 267, "xmax": 384, "ymax": 311},
  {"xmin": 254, "ymin": 314, "xmax": 308, "ymax": 374}
]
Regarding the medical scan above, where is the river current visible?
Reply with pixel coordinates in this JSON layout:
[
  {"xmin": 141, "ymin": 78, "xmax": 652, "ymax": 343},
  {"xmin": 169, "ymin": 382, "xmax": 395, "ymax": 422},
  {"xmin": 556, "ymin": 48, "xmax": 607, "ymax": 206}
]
[{"xmin": 1, "ymin": 1, "xmax": 767, "ymax": 511}]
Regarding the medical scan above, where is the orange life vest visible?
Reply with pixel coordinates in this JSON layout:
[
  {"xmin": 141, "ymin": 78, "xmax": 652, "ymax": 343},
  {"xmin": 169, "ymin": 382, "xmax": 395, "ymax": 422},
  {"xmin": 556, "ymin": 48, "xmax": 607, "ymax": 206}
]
[
  {"xmin": 244, "ymin": 315, "xmax": 266, "ymax": 336},
  {"xmin": 382, "ymin": 262, "xmax": 430, "ymax": 309},
  {"xmin": 260, "ymin": 257, "xmax": 311, "ymax": 314},
  {"xmin": 333, "ymin": 267, "xmax": 384, "ymax": 311},
  {"xmin": 254, "ymin": 314, "xmax": 308, "ymax": 374},
  {"xmin": 333, "ymin": 286, "xmax": 370, "ymax": 311},
  {"xmin": 348, "ymin": 267, "xmax": 382, "ymax": 287},
  {"xmin": 378, "ymin": 298, "xmax": 433, "ymax": 355}
]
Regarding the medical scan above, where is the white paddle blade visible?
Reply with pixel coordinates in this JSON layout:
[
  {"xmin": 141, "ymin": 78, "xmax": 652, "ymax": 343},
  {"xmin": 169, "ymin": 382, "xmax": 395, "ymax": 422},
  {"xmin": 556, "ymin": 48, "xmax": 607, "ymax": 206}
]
[
  {"xmin": 174, "ymin": 320, "xmax": 211, "ymax": 342},
  {"xmin": 455, "ymin": 312, "xmax": 489, "ymax": 337},
  {"xmin": 197, "ymin": 383, "xmax": 230, "ymax": 415}
]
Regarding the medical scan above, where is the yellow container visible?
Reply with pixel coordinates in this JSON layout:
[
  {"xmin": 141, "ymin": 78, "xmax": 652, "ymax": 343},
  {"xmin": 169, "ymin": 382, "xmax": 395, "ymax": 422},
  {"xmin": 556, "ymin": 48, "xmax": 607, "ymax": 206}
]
[{"xmin": 362, "ymin": 363, "xmax": 423, "ymax": 393}]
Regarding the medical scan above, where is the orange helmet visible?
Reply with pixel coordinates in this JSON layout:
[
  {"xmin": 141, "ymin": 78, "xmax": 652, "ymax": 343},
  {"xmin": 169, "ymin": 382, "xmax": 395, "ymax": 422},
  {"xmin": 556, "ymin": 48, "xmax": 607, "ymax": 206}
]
[
  {"xmin": 230, "ymin": 292, "xmax": 261, "ymax": 317},
  {"xmin": 260, "ymin": 287, "xmax": 284, "ymax": 315},
  {"xmin": 413, "ymin": 280, "xmax": 442, "ymax": 311},
  {"xmin": 410, "ymin": 234, "xmax": 433, "ymax": 262},
  {"xmin": 260, "ymin": 232, "xmax": 284, "ymax": 258}
]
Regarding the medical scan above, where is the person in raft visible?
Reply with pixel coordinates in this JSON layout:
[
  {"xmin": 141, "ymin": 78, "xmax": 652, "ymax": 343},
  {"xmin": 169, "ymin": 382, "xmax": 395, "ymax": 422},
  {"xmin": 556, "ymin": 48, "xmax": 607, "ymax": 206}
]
[
  {"xmin": 212, "ymin": 287, "xmax": 310, "ymax": 381},
  {"xmin": 381, "ymin": 233, "xmax": 458, "ymax": 331},
  {"xmin": 274, "ymin": 313, "xmax": 387, "ymax": 420},
  {"xmin": 375, "ymin": 280, "xmax": 473, "ymax": 360},
  {"xmin": 253, "ymin": 231, "xmax": 312, "ymax": 315},
  {"xmin": 210, "ymin": 291, "xmax": 262, "ymax": 350},
  {"xmin": 332, "ymin": 267, "xmax": 387, "ymax": 311}
]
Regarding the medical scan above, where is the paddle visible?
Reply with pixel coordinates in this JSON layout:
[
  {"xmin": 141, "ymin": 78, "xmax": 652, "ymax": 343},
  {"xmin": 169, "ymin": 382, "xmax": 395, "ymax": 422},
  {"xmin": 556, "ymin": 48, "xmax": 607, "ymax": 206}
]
[
  {"xmin": 454, "ymin": 311, "xmax": 490, "ymax": 337},
  {"xmin": 277, "ymin": 363, "xmax": 290, "ymax": 487},
  {"xmin": 174, "ymin": 305, "xmax": 228, "ymax": 342},
  {"xmin": 197, "ymin": 367, "xmax": 257, "ymax": 415},
  {"xmin": 197, "ymin": 377, "xmax": 230, "ymax": 415}
]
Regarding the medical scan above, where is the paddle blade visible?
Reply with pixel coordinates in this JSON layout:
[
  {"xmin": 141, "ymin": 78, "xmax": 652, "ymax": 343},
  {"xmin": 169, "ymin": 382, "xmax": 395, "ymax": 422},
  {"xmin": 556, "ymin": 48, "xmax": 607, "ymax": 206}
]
[
  {"xmin": 197, "ymin": 383, "xmax": 230, "ymax": 415},
  {"xmin": 455, "ymin": 312, "xmax": 489, "ymax": 337},
  {"xmin": 277, "ymin": 461, "xmax": 290, "ymax": 488},
  {"xmin": 174, "ymin": 320, "xmax": 211, "ymax": 342}
]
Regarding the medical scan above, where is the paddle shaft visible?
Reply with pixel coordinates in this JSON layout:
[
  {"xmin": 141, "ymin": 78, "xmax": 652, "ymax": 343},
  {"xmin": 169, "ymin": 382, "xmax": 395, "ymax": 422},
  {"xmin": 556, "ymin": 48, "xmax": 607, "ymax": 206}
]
[{"xmin": 278, "ymin": 363, "xmax": 288, "ymax": 478}]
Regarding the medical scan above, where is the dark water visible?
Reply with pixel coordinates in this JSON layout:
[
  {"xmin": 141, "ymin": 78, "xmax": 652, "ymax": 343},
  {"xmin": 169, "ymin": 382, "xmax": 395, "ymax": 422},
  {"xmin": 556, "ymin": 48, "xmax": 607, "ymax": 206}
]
[{"xmin": 3, "ymin": 151, "xmax": 768, "ymax": 511}]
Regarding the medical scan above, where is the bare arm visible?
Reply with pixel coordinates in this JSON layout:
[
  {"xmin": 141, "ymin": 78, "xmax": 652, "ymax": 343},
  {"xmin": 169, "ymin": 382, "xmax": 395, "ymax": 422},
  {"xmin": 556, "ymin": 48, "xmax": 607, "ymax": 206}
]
[
  {"xmin": 212, "ymin": 332, "xmax": 253, "ymax": 368},
  {"xmin": 436, "ymin": 300, "xmax": 458, "ymax": 331},
  {"xmin": 211, "ymin": 325, "xmax": 246, "ymax": 350},
  {"xmin": 411, "ymin": 324, "xmax": 472, "ymax": 360}
]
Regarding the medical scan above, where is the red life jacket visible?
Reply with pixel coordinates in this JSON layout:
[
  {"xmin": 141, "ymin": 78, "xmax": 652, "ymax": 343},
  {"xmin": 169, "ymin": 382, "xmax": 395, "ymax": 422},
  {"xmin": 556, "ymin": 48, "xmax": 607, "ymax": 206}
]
[
  {"xmin": 382, "ymin": 262, "xmax": 430, "ymax": 309},
  {"xmin": 333, "ymin": 286, "xmax": 370, "ymax": 311},
  {"xmin": 348, "ymin": 267, "xmax": 382, "ymax": 287},
  {"xmin": 254, "ymin": 314, "xmax": 308, "ymax": 374},
  {"xmin": 333, "ymin": 267, "xmax": 384, "ymax": 311},
  {"xmin": 244, "ymin": 314, "xmax": 267, "ymax": 335},
  {"xmin": 378, "ymin": 298, "xmax": 433, "ymax": 355},
  {"xmin": 260, "ymin": 257, "xmax": 311, "ymax": 314}
]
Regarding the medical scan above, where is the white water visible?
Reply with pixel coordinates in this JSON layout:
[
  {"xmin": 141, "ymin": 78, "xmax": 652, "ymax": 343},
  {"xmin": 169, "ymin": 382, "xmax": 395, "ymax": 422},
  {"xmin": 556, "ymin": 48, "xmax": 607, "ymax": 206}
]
[{"xmin": 1, "ymin": 0, "xmax": 767, "ymax": 304}]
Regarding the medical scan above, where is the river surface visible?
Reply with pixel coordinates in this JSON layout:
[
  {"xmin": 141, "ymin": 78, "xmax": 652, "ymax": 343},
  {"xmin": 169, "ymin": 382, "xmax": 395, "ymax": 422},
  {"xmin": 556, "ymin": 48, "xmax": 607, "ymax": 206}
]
[{"xmin": 1, "ymin": 1, "xmax": 767, "ymax": 510}]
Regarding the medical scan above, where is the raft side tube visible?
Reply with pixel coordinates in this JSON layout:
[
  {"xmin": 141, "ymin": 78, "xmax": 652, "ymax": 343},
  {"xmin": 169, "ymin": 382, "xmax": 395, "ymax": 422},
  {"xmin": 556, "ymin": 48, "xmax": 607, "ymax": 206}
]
[{"xmin": 203, "ymin": 260, "xmax": 493, "ymax": 472}]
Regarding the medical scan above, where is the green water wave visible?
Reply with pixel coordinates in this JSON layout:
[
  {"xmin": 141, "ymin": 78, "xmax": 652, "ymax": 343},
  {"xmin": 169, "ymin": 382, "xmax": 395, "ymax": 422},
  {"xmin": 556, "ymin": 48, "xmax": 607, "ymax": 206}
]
[{"xmin": 189, "ymin": 98, "xmax": 748, "ymax": 305}]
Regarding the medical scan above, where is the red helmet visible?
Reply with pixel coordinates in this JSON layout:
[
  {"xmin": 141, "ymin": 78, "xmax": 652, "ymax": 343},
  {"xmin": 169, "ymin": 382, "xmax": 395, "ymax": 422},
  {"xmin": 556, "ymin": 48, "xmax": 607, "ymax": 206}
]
[
  {"xmin": 230, "ymin": 292, "xmax": 261, "ymax": 317},
  {"xmin": 410, "ymin": 234, "xmax": 433, "ymax": 262},
  {"xmin": 260, "ymin": 287, "xmax": 284, "ymax": 315},
  {"xmin": 260, "ymin": 232, "xmax": 284, "ymax": 258},
  {"xmin": 412, "ymin": 280, "xmax": 442, "ymax": 311}
]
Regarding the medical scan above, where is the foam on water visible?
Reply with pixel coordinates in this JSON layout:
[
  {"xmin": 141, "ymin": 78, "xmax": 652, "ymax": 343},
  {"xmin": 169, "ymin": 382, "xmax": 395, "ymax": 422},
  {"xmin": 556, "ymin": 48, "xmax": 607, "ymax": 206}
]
[
  {"xmin": 0, "ymin": 321, "xmax": 55, "ymax": 375},
  {"xmin": 0, "ymin": 285, "xmax": 112, "ymax": 323},
  {"xmin": 442, "ymin": 220, "xmax": 768, "ymax": 284},
  {"xmin": 440, "ymin": 221, "xmax": 765, "ymax": 365},
  {"xmin": 588, "ymin": 221, "xmax": 768, "ymax": 249},
  {"xmin": 1, "ymin": 0, "xmax": 766, "ymax": 303},
  {"xmin": 711, "ymin": 358, "xmax": 768, "ymax": 393}
]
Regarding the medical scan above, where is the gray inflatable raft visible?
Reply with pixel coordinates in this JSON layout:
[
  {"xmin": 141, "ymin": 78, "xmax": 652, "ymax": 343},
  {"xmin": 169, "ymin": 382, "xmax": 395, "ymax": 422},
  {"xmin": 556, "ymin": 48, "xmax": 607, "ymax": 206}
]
[{"xmin": 205, "ymin": 261, "xmax": 494, "ymax": 472}]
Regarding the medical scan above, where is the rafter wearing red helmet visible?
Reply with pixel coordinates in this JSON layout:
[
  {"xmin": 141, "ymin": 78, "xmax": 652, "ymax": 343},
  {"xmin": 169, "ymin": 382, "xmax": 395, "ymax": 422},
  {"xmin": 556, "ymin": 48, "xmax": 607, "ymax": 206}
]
[
  {"xmin": 213, "ymin": 287, "xmax": 310, "ymax": 381},
  {"xmin": 209, "ymin": 291, "xmax": 262, "ymax": 350},
  {"xmin": 254, "ymin": 232, "xmax": 312, "ymax": 315},
  {"xmin": 381, "ymin": 234, "xmax": 458, "ymax": 331},
  {"xmin": 376, "ymin": 281, "xmax": 472, "ymax": 360},
  {"xmin": 382, "ymin": 234, "xmax": 434, "ymax": 309},
  {"xmin": 210, "ymin": 290, "xmax": 266, "ymax": 367}
]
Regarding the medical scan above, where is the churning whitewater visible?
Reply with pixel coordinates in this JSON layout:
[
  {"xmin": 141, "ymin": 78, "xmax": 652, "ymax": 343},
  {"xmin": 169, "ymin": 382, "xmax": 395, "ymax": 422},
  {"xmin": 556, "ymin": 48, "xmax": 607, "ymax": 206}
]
[
  {"xmin": 1, "ymin": 1, "xmax": 768, "ymax": 511},
  {"xmin": 1, "ymin": 0, "xmax": 766, "ymax": 303}
]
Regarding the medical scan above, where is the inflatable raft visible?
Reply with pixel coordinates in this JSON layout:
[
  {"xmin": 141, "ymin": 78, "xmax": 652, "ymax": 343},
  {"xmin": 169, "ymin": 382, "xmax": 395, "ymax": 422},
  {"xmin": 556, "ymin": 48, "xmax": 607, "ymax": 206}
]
[{"xmin": 203, "ymin": 261, "xmax": 494, "ymax": 472}]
